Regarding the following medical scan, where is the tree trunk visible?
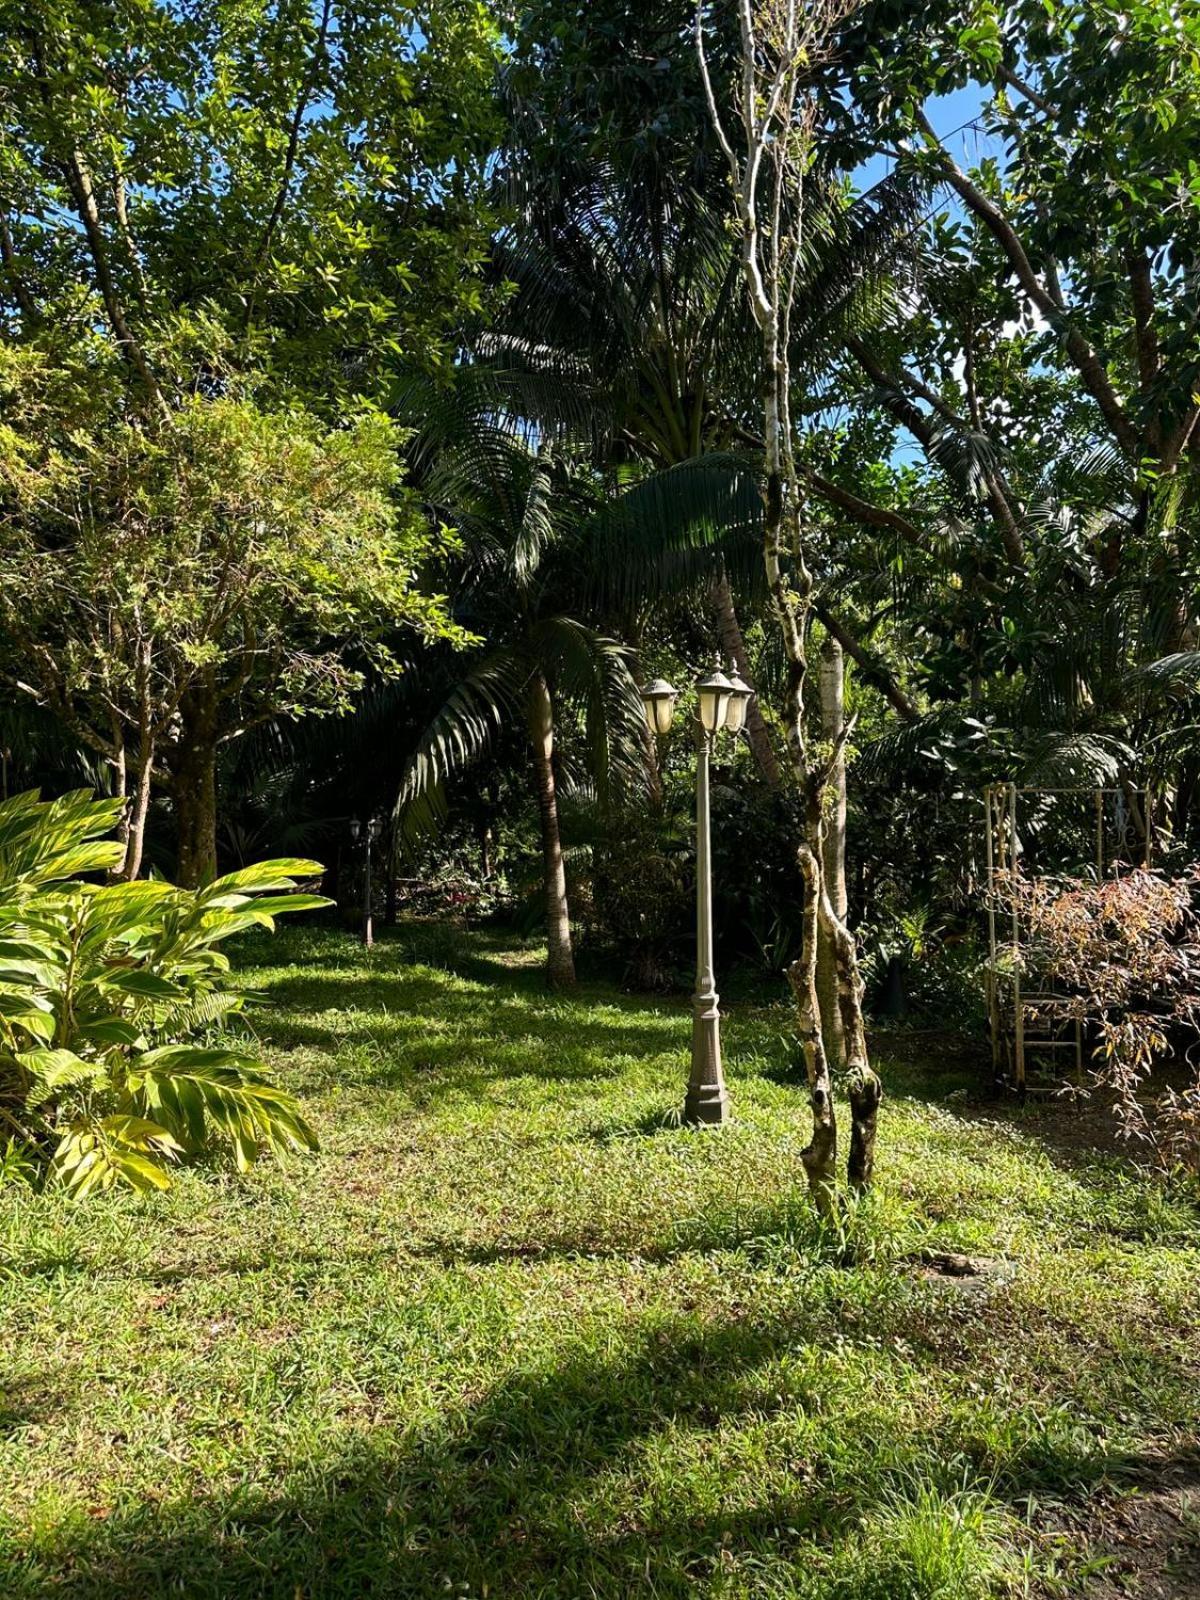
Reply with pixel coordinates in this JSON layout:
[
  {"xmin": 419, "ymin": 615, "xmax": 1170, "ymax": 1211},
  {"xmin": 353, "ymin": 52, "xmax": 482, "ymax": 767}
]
[
  {"xmin": 790, "ymin": 837, "xmax": 837, "ymax": 1216},
  {"xmin": 385, "ymin": 830, "xmax": 398, "ymax": 926},
  {"xmin": 696, "ymin": 0, "xmax": 880, "ymax": 1206},
  {"xmin": 712, "ymin": 571, "xmax": 781, "ymax": 790},
  {"xmin": 118, "ymin": 745, "xmax": 155, "ymax": 881},
  {"xmin": 173, "ymin": 687, "xmax": 219, "ymax": 888},
  {"xmin": 816, "ymin": 635, "xmax": 848, "ymax": 1069},
  {"xmin": 847, "ymin": 1064, "xmax": 883, "ymax": 1191},
  {"xmin": 527, "ymin": 672, "xmax": 576, "ymax": 988}
]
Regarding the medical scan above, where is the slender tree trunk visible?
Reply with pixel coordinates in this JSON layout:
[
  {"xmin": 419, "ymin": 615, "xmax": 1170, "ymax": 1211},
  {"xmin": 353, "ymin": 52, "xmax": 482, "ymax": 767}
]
[
  {"xmin": 789, "ymin": 834, "xmax": 838, "ymax": 1216},
  {"xmin": 118, "ymin": 746, "xmax": 155, "ymax": 881},
  {"xmin": 816, "ymin": 635, "xmax": 848, "ymax": 1068},
  {"xmin": 697, "ymin": 0, "xmax": 881, "ymax": 1206},
  {"xmin": 527, "ymin": 672, "xmax": 576, "ymax": 988},
  {"xmin": 111, "ymin": 736, "xmax": 130, "ymax": 874},
  {"xmin": 385, "ymin": 829, "xmax": 398, "ymax": 926},
  {"xmin": 712, "ymin": 571, "xmax": 781, "ymax": 790},
  {"xmin": 173, "ymin": 686, "xmax": 220, "ymax": 888}
]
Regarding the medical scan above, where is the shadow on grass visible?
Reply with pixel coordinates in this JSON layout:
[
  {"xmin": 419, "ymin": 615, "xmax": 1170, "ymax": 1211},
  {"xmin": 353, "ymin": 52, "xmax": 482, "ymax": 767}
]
[
  {"xmin": 0, "ymin": 1375, "xmax": 54, "ymax": 1435},
  {"xmin": 251, "ymin": 957, "xmax": 690, "ymax": 1096},
  {"xmin": 246, "ymin": 922, "xmax": 1199, "ymax": 1239},
  {"xmin": 0, "ymin": 1294, "xmax": 1126, "ymax": 1600},
  {"xmin": 2, "ymin": 1185, "xmax": 867, "ymax": 1285}
]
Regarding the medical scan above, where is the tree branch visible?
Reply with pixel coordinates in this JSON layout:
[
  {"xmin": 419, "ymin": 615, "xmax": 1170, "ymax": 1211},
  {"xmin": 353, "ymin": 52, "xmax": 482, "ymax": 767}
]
[
  {"xmin": 814, "ymin": 599, "xmax": 919, "ymax": 723},
  {"xmin": 0, "ymin": 213, "xmax": 39, "ymax": 323},
  {"xmin": 996, "ymin": 63, "xmax": 1055, "ymax": 116},
  {"xmin": 242, "ymin": 0, "xmax": 334, "ymax": 334},
  {"xmin": 60, "ymin": 146, "xmax": 168, "ymax": 416},
  {"xmin": 807, "ymin": 467, "xmax": 927, "ymax": 548},
  {"xmin": 913, "ymin": 108, "xmax": 1139, "ymax": 458}
]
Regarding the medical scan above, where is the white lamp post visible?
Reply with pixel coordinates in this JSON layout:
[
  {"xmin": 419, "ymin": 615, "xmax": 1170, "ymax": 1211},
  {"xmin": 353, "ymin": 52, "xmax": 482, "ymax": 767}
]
[
  {"xmin": 641, "ymin": 678, "xmax": 680, "ymax": 738},
  {"xmin": 724, "ymin": 670, "xmax": 752, "ymax": 734},
  {"xmin": 642, "ymin": 664, "xmax": 752, "ymax": 1126}
]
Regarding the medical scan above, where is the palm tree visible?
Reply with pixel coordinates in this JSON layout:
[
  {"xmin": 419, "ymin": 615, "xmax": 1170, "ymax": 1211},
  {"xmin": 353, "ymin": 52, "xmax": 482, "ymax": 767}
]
[
  {"xmin": 471, "ymin": 133, "xmax": 925, "ymax": 791},
  {"xmin": 396, "ymin": 418, "xmax": 646, "ymax": 988}
]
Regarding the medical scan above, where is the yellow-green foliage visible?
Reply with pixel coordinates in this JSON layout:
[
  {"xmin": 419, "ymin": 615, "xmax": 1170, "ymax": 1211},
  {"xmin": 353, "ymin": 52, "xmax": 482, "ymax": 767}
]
[{"xmin": 0, "ymin": 789, "xmax": 324, "ymax": 1194}]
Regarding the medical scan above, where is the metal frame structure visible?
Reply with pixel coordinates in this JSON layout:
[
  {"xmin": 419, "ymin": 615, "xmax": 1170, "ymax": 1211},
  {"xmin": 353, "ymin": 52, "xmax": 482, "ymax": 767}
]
[{"xmin": 983, "ymin": 782, "xmax": 1152, "ymax": 1097}]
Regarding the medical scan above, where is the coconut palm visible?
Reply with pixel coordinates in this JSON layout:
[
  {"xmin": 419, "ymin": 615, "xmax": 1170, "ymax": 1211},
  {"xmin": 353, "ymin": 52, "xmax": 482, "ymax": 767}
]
[
  {"xmin": 470, "ymin": 130, "xmax": 926, "ymax": 789},
  {"xmin": 396, "ymin": 418, "xmax": 647, "ymax": 988}
]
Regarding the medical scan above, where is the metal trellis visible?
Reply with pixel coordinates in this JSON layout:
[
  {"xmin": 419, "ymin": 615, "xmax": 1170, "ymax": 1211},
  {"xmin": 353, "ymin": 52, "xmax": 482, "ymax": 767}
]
[{"xmin": 983, "ymin": 782, "xmax": 1152, "ymax": 1097}]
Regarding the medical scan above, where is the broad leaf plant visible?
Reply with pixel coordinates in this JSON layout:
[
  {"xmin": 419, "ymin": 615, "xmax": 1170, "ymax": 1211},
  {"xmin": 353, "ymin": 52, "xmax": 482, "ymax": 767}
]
[{"xmin": 0, "ymin": 790, "xmax": 325, "ymax": 1196}]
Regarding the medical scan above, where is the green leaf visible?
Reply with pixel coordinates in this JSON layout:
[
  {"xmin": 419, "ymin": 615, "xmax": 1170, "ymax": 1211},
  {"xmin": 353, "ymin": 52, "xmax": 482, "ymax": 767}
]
[
  {"xmin": 100, "ymin": 1114, "xmax": 184, "ymax": 1155},
  {"xmin": 0, "ymin": 990, "xmax": 54, "ymax": 1018},
  {"xmin": 11, "ymin": 1010, "xmax": 56, "ymax": 1042},
  {"xmin": 0, "ymin": 938, "xmax": 61, "ymax": 963},
  {"xmin": 225, "ymin": 893, "xmax": 332, "ymax": 918},
  {"xmin": 103, "ymin": 970, "xmax": 187, "ymax": 1000},
  {"xmin": 78, "ymin": 1017, "xmax": 145, "ymax": 1048},
  {"xmin": 17, "ymin": 1048, "xmax": 108, "ymax": 1106},
  {"xmin": 202, "ymin": 860, "xmax": 325, "ymax": 898}
]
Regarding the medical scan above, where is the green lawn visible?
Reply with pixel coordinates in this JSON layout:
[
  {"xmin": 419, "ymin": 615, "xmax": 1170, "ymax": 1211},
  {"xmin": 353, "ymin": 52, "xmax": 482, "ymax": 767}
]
[{"xmin": 2, "ymin": 921, "xmax": 1199, "ymax": 1598}]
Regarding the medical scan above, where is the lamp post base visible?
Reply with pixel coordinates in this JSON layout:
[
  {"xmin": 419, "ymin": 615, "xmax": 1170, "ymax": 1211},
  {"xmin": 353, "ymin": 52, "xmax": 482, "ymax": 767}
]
[
  {"xmin": 684, "ymin": 1082, "xmax": 731, "ymax": 1126},
  {"xmin": 685, "ymin": 1003, "xmax": 731, "ymax": 1125}
]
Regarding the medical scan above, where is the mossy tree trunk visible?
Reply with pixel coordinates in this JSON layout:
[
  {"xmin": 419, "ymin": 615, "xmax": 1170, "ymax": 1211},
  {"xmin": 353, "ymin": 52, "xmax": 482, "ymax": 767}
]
[
  {"xmin": 698, "ymin": 0, "xmax": 881, "ymax": 1207},
  {"xmin": 816, "ymin": 633, "xmax": 848, "ymax": 1071}
]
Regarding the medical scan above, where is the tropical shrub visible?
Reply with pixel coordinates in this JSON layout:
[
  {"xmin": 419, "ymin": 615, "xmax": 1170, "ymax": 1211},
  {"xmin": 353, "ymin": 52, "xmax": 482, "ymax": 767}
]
[
  {"xmin": 0, "ymin": 789, "xmax": 326, "ymax": 1195},
  {"xmin": 589, "ymin": 806, "xmax": 692, "ymax": 990},
  {"xmin": 1005, "ymin": 867, "xmax": 1200, "ymax": 1172}
]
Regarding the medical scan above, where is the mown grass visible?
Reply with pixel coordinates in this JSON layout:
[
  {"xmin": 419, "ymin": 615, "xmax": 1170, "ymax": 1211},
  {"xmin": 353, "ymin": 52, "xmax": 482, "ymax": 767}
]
[{"xmin": 2, "ymin": 919, "xmax": 1198, "ymax": 1598}]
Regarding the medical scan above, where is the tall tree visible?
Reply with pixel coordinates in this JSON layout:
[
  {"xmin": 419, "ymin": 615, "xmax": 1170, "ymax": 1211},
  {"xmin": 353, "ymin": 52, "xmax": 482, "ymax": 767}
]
[
  {"xmin": 805, "ymin": 0, "xmax": 1200, "ymax": 830},
  {"xmin": 697, "ymin": 0, "xmax": 882, "ymax": 1210},
  {"xmin": 0, "ymin": 0, "xmax": 502, "ymax": 875},
  {"xmin": 397, "ymin": 408, "xmax": 648, "ymax": 988}
]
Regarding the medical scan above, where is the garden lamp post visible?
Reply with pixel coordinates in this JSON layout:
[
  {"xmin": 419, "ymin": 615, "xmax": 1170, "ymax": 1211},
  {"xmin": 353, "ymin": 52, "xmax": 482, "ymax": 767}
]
[
  {"xmin": 641, "ymin": 666, "xmax": 752, "ymax": 1126},
  {"xmin": 350, "ymin": 815, "xmax": 382, "ymax": 948}
]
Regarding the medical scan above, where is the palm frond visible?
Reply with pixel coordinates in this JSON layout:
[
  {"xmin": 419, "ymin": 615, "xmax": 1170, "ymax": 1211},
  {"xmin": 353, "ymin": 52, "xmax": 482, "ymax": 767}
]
[
  {"xmin": 583, "ymin": 453, "xmax": 764, "ymax": 609},
  {"xmin": 395, "ymin": 647, "xmax": 530, "ymax": 820},
  {"xmin": 530, "ymin": 618, "xmax": 648, "ymax": 805}
]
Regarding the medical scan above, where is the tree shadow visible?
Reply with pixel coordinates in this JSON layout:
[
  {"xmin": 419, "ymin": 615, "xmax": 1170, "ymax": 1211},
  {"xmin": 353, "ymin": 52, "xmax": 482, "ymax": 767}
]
[
  {"xmin": 250, "ymin": 963, "xmax": 690, "ymax": 1096},
  {"xmin": 0, "ymin": 1290, "xmax": 1136, "ymax": 1600}
]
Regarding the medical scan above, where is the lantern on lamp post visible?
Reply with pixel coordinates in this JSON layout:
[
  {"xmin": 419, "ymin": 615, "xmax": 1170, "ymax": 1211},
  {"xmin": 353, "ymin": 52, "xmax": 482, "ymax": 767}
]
[{"xmin": 641, "ymin": 664, "xmax": 752, "ymax": 1126}]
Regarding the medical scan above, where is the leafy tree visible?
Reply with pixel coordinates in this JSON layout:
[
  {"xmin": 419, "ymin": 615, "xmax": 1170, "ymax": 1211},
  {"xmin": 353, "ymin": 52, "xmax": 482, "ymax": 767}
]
[
  {"xmin": 0, "ymin": 788, "xmax": 324, "ymax": 1195},
  {"xmin": 0, "ymin": 0, "xmax": 503, "ymax": 874},
  {"xmin": 0, "ymin": 0, "xmax": 503, "ymax": 401},
  {"xmin": 0, "ymin": 347, "xmax": 462, "ymax": 883},
  {"xmin": 811, "ymin": 0, "xmax": 1200, "ymax": 774}
]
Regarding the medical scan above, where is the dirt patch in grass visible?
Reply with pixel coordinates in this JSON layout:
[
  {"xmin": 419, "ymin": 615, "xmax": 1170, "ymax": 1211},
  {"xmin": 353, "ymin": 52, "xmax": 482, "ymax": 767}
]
[{"xmin": 1044, "ymin": 1450, "xmax": 1200, "ymax": 1597}]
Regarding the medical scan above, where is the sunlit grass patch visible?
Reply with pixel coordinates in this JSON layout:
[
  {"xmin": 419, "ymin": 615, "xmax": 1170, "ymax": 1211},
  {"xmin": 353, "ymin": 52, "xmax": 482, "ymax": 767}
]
[{"xmin": 1, "ymin": 920, "xmax": 1198, "ymax": 1598}]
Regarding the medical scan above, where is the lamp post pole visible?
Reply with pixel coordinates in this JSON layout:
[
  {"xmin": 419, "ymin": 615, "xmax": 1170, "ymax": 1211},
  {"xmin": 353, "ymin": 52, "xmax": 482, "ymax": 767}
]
[
  {"xmin": 362, "ymin": 823, "xmax": 374, "ymax": 948},
  {"xmin": 687, "ymin": 716, "xmax": 728, "ymax": 1124},
  {"xmin": 641, "ymin": 666, "xmax": 749, "ymax": 1127}
]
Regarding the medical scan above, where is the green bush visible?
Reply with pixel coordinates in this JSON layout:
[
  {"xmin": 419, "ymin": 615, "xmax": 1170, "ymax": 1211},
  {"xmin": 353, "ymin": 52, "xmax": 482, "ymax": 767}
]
[
  {"xmin": 588, "ymin": 806, "xmax": 691, "ymax": 989},
  {"xmin": 0, "ymin": 789, "xmax": 326, "ymax": 1195}
]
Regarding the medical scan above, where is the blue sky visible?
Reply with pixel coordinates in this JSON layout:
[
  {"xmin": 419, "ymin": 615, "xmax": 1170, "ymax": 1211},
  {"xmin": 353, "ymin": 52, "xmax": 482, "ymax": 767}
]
[{"xmin": 852, "ymin": 82, "xmax": 998, "ymax": 195}]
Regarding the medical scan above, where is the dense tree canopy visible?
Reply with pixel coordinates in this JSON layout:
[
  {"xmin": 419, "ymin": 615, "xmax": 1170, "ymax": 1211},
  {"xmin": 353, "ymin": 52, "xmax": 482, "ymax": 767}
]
[{"xmin": 1, "ymin": 0, "xmax": 1199, "ymax": 1115}]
